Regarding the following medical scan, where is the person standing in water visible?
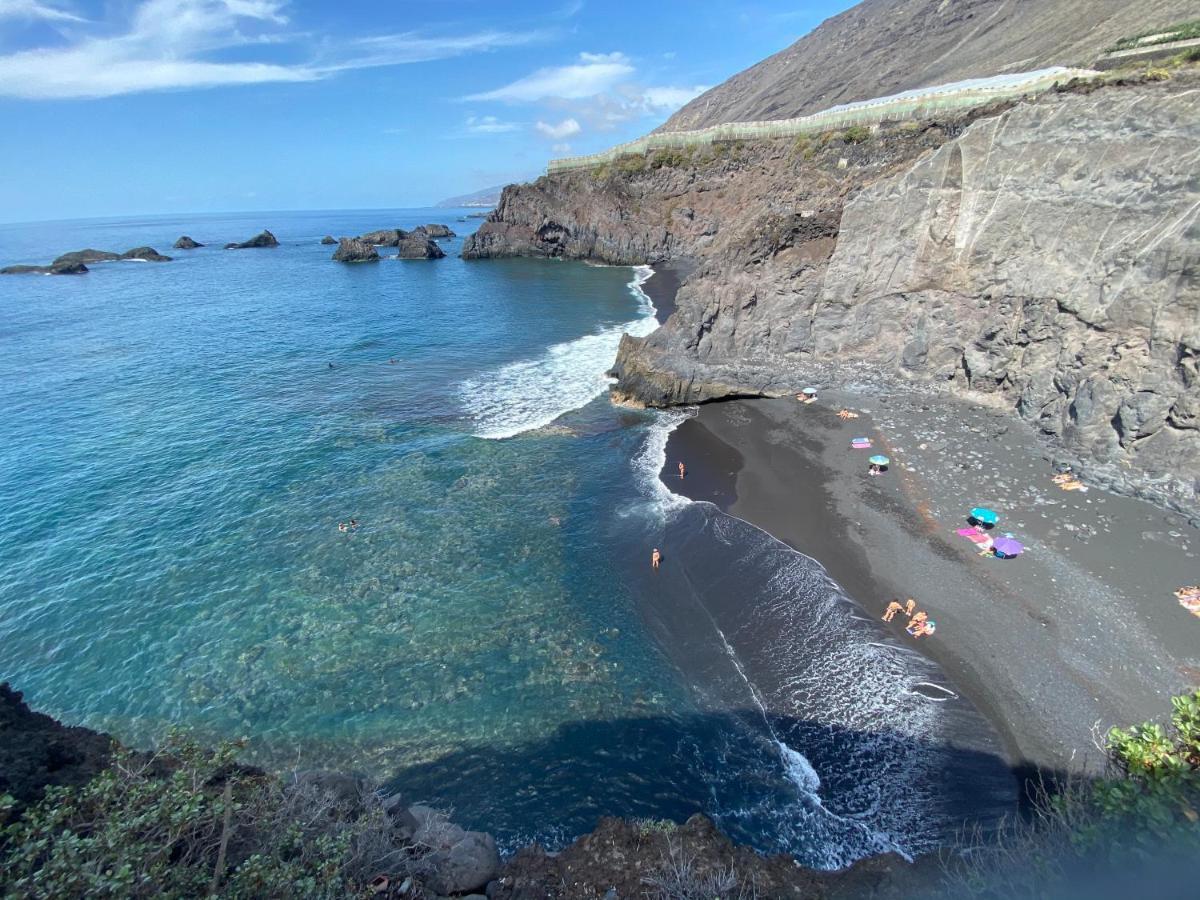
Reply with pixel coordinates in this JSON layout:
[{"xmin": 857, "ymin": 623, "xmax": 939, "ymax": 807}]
[
  {"xmin": 651, "ymin": 548, "xmax": 662, "ymax": 569},
  {"xmin": 678, "ymin": 461, "xmax": 687, "ymax": 479}
]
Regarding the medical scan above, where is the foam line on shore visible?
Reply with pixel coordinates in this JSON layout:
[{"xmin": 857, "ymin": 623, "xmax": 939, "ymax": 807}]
[{"xmin": 461, "ymin": 266, "xmax": 658, "ymax": 439}]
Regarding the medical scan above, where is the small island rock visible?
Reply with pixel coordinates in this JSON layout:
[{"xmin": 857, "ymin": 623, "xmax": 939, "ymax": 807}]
[
  {"xmin": 225, "ymin": 230, "xmax": 279, "ymax": 249},
  {"xmin": 52, "ymin": 249, "xmax": 120, "ymax": 267},
  {"xmin": 320, "ymin": 235, "xmax": 337, "ymax": 245},
  {"xmin": 331, "ymin": 237, "xmax": 380, "ymax": 263},
  {"xmin": 358, "ymin": 228, "xmax": 406, "ymax": 247},
  {"xmin": 396, "ymin": 234, "xmax": 446, "ymax": 259},
  {"xmin": 1, "ymin": 261, "xmax": 89, "ymax": 275},
  {"xmin": 120, "ymin": 246, "xmax": 172, "ymax": 262},
  {"xmin": 173, "ymin": 236, "xmax": 203, "ymax": 249},
  {"xmin": 413, "ymin": 223, "xmax": 456, "ymax": 238}
]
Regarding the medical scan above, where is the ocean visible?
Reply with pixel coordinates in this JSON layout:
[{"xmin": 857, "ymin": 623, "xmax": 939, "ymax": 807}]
[{"xmin": 0, "ymin": 209, "xmax": 1013, "ymax": 864}]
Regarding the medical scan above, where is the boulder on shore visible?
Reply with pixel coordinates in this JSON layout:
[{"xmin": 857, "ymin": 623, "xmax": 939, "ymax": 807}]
[
  {"xmin": 320, "ymin": 235, "xmax": 337, "ymax": 245},
  {"xmin": 412, "ymin": 223, "xmax": 456, "ymax": 238},
  {"xmin": 358, "ymin": 228, "xmax": 406, "ymax": 247},
  {"xmin": 331, "ymin": 237, "xmax": 380, "ymax": 263},
  {"xmin": 173, "ymin": 236, "xmax": 203, "ymax": 249},
  {"xmin": 1, "ymin": 261, "xmax": 89, "ymax": 275},
  {"xmin": 408, "ymin": 805, "xmax": 499, "ymax": 895},
  {"xmin": 396, "ymin": 234, "xmax": 446, "ymax": 259},
  {"xmin": 224, "ymin": 230, "xmax": 279, "ymax": 249},
  {"xmin": 120, "ymin": 246, "xmax": 172, "ymax": 262}
]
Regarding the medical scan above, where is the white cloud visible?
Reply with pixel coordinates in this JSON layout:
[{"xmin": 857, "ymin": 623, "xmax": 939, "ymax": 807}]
[
  {"xmin": 465, "ymin": 51, "xmax": 633, "ymax": 102},
  {"xmin": 466, "ymin": 115, "xmax": 520, "ymax": 134},
  {"xmin": 0, "ymin": 0, "xmax": 544, "ymax": 99},
  {"xmin": 0, "ymin": 0, "xmax": 85, "ymax": 23},
  {"xmin": 535, "ymin": 117, "xmax": 581, "ymax": 140}
]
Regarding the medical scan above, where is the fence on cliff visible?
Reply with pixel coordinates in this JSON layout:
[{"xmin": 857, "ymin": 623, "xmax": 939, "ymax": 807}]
[{"xmin": 546, "ymin": 67, "xmax": 1097, "ymax": 174}]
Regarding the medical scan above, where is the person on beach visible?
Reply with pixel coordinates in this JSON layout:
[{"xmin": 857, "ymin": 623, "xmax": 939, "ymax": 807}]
[
  {"xmin": 882, "ymin": 600, "xmax": 904, "ymax": 622},
  {"xmin": 678, "ymin": 461, "xmax": 687, "ymax": 479},
  {"xmin": 908, "ymin": 610, "xmax": 928, "ymax": 631},
  {"xmin": 651, "ymin": 548, "xmax": 662, "ymax": 569},
  {"xmin": 868, "ymin": 463, "xmax": 881, "ymax": 476},
  {"xmin": 904, "ymin": 598, "xmax": 916, "ymax": 617},
  {"xmin": 909, "ymin": 619, "xmax": 935, "ymax": 638}
]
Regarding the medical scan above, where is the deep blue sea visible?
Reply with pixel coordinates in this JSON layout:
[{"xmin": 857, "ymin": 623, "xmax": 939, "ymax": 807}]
[{"xmin": 0, "ymin": 209, "xmax": 1013, "ymax": 864}]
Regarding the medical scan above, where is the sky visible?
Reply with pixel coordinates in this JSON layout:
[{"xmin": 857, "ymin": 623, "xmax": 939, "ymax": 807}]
[{"xmin": 0, "ymin": 0, "xmax": 857, "ymax": 222}]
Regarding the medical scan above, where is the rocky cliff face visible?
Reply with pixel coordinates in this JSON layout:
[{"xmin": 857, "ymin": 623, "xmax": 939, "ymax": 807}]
[
  {"xmin": 658, "ymin": 0, "xmax": 1198, "ymax": 131},
  {"xmin": 463, "ymin": 75, "xmax": 1200, "ymax": 513}
]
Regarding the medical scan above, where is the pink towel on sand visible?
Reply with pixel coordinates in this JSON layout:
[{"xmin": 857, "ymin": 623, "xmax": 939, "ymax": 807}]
[{"xmin": 956, "ymin": 528, "xmax": 991, "ymax": 544}]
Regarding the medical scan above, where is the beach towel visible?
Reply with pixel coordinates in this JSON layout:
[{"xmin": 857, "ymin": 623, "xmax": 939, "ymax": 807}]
[{"xmin": 956, "ymin": 527, "xmax": 991, "ymax": 545}]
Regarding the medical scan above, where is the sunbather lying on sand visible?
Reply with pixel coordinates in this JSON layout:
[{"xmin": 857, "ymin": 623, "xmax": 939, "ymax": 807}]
[
  {"xmin": 1175, "ymin": 586, "xmax": 1200, "ymax": 601},
  {"xmin": 908, "ymin": 619, "xmax": 935, "ymax": 638},
  {"xmin": 837, "ymin": 409, "xmax": 859, "ymax": 420},
  {"xmin": 907, "ymin": 610, "xmax": 928, "ymax": 630}
]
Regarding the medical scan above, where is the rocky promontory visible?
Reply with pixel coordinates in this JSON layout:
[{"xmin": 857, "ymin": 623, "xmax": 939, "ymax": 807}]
[
  {"xmin": 464, "ymin": 73, "xmax": 1200, "ymax": 515},
  {"xmin": 224, "ymin": 230, "xmax": 279, "ymax": 249},
  {"xmin": 173, "ymin": 235, "xmax": 203, "ymax": 249},
  {"xmin": 331, "ymin": 237, "xmax": 380, "ymax": 262}
]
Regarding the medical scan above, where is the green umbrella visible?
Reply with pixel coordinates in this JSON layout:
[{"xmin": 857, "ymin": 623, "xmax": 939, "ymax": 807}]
[{"xmin": 869, "ymin": 455, "xmax": 890, "ymax": 466}]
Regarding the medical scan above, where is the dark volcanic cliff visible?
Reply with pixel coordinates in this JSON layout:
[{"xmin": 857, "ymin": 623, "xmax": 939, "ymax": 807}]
[
  {"xmin": 463, "ymin": 75, "xmax": 1200, "ymax": 514},
  {"xmin": 658, "ymin": 0, "xmax": 1198, "ymax": 131}
]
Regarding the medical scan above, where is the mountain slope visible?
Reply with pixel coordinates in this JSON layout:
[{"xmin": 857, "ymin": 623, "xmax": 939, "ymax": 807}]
[{"xmin": 659, "ymin": 0, "xmax": 1197, "ymax": 131}]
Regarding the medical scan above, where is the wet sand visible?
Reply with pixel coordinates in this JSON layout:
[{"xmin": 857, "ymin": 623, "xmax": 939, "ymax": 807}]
[
  {"xmin": 642, "ymin": 261, "xmax": 694, "ymax": 324},
  {"xmin": 662, "ymin": 394, "xmax": 1199, "ymax": 773}
]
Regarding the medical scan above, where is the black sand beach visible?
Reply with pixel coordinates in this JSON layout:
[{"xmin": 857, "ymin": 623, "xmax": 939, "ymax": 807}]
[
  {"xmin": 661, "ymin": 395, "xmax": 1199, "ymax": 773},
  {"xmin": 643, "ymin": 261, "xmax": 693, "ymax": 324}
]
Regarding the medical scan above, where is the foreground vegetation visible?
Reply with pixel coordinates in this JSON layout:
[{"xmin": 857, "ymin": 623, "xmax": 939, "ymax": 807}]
[{"xmin": 2, "ymin": 692, "xmax": 1197, "ymax": 898}]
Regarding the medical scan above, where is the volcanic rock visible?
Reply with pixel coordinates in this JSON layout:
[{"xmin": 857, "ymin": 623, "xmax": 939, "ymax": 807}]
[
  {"xmin": 173, "ymin": 236, "xmax": 203, "ymax": 249},
  {"xmin": 120, "ymin": 246, "xmax": 172, "ymax": 262},
  {"xmin": 396, "ymin": 233, "xmax": 445, "ymax": 259},
  {"xmin": 224, "ymin": 230, "xmax": 279, "ymax": 249},
  {"xmin": 320, "ymin": 235, "xmax": 337, "ymax": 245},
  {"xmin": 331, "ymin": 237, "xmax": 379, "ymax": 262},
  {"xmin": 52, "ymin": 249, "xmax": 120, "ymax": 266},
  {"xmin": 358, "ymin": 228, "xmax": 406, "ymax": 246},
  {"xmin": 412, "ymin": 223, "xmax": 456, "ymax": 238},
  {"xmin": 1, "ymin": 262, "xmax": 89, "ymax": 275}
]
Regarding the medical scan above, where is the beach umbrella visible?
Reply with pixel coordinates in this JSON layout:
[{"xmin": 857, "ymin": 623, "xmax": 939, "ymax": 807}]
[
  {"xmin": 801, "ymin": 387, "xmax": 818, "ymax": 395},
  {"xmin": 869, "ymin": 455, "xmax": 890, "ymax": 466},
  {"xmin": 993, "ymin": 537, "xmax": 1024, "ymax": 558},
  {"xmin": 970, "ymin": 507, "xmax": 999, "ymax": 526}
]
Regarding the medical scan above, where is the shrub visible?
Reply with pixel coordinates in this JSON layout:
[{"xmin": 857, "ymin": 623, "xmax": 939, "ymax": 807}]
[
  {"xmin": 649, "ymin": 147, "xmax": 693, "ymax": 169},
  {"xmin": 642, "ymin": 839, "xmax": 755, "ymax": 899},
  {"xmin": 615, "ymin": 154, "xmax": 648, "ymax": 175},
  {"xmin": 842, "ymin": 125, "xmax": 871, "ymax": 144},
  {"xmin": 0, "ymin": 734, "xmax": 429, "ymax": 899},
  {"xmin": 1106, "ymin": 20, "xmax": 1200, "ymax": 52}
]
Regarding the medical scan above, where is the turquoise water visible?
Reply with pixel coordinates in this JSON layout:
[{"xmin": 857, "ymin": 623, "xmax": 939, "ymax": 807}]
[{"xmin": 0, "ymin": 210, "xmax": 1014, "ymax": 862}]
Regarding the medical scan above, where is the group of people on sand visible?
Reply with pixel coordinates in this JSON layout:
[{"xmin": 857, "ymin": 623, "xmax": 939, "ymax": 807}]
[
  {"xmin": 337, "ymin": 519, "xmax": 360, "ymax": 532},
  {"xmin": 881, "ymin": 598, "xmax": 935, "ymax": 638}
]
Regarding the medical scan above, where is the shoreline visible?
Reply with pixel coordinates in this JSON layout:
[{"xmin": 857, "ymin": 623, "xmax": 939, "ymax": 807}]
[{"xmin": 659, "ymin": 396, "xmax": 1198, "ymax": 775}]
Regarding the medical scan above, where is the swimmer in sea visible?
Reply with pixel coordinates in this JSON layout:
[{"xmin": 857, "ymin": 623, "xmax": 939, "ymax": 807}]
[
  {"xmin": 651, "ymin": 548, "xmax": 661, "ymax": 569},
  {"xmin": 338, "ymin": 522, "xmax": 348, "ymax": 532},
  {"xmin": 678, "ymin": 461, "xmax": 687, "ymax": 479},
  {"xmin": 882, "ymin": 600, "xmax": 904, "ymax": 622}
]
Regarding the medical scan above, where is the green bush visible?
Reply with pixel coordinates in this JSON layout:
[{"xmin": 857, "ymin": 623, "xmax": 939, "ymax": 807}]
[
  {"xmin": 1107, "ymin": 20, "xmax": 1200, "ymax": 52},
  {"xmin": 615, "ymin": 154, "xmax": 648, "ymax": 175},
  {"xmin": 1, "ymin": 735, "xmax": 425, "ymax": 899},
  {"xmin": 842, "ymin": 125, "xmax": 871, "ymax": 144}
]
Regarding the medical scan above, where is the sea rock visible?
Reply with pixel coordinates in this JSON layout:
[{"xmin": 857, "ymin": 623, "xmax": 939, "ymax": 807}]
[
  {"xmin": 396, "ymin": 233, "xmax": 445, "ymax": 259},
  {"xmin": 331, "ymin": 237, "xmax": 380, "ymax": 263},
  {"xmin": 1, "ymin": 261, "xmax": 89, "ymax": 275},
  {"xmin": 320, "ymin": 235, "xmax": 337, "ymax": 245},
  {"xmin": 224, "ymin": 230, "xmax": 279, "ymax": 249},
  {"xmin": 425, "ymin": 830, "xmax": 500, "ymax": 895},
  {"xmin": 173, "ymin": 236, "xmax": 203, "ymax": 249},
  {"xmin": 52, "ymin": 249, "xmax": 120, "ymax": 266},
  {"xmin": 358, "ymin": 228, "xmax": 406, "ymax": 246},
  {"xmin": 412, "ymin": 223, "xmax": 456, "ymax": 238},
  {"xmin": 120, "ymin": 246, "xmax": 171, "ymax": 262}
]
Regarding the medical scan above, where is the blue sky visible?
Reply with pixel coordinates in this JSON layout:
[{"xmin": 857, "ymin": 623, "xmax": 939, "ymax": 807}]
[{"xmin": 0, "ymin": 0, "xmax": 855, "ymax": 222}]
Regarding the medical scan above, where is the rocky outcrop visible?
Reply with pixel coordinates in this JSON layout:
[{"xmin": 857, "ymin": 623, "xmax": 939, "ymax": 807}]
[
  {"xmin": 331, "ymin": 237, "xmax": 380, "ymax": 262},
  {"xmin": 320, "ymin": 235, "xmax": 337, "ymax": 245},
  {"xmin": 396, "ymin": 233, "xmax": 445, "ymax": 259},
  {"xmin": 659, "ymin": 0, "xmax": 1197, "ymax": 131},
  {"xmin": 119, "ymin": 246, "xmax": 171, "ymax": 262},
  {"xmin": 173, "ymin": 236, "xmax": 203, "ymax": 249},
  {"xmin": 465, "ymin": 74, "xmax": 1200, "ymax": 513},
  {"xmin": 0, "ymin": 683, "xmax": 114, "ymax": 818},
  {"xmin": 412, "ymin": 223, "xmax": 456, "ymax": 238},
  {"xmin": 1, "ymin": 261, "xmax": 88, "ymax": 275},
  {"xmin": 359, "ymin": 228, "xmax": 405, "ymax": 246},
  {"xmin": 224, "ymin": 230, "xmax": 278, "ymax": 249},
  {"xmin": 52, "ymin": 249, "xmax": 121, "ymax": 266}
]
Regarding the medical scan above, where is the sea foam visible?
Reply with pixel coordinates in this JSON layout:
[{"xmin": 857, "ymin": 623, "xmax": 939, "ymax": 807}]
[{"xmin": 461, "ymin": 266, "xmax": 658, "ymax": 439}]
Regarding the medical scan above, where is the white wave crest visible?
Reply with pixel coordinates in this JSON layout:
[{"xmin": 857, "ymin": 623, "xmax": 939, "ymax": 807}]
[
  {"xmin": 461, "ymin": 266, "xmax": 658, "ymax": 439},
  {"xmin": 629, "ymin": 407, "xmax": 693, "ymax": 517}
]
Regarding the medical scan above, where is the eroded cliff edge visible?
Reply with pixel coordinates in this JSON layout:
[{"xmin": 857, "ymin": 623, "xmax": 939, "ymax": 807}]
[{"xmin": 463, "ymin": 76, "xmax": 1200, "ymax": 514}]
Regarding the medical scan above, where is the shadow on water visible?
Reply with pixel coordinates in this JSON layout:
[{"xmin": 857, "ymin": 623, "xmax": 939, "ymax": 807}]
[{"xmin": 382, "ymin": 709, "xmax": 1038, "ymax": 867}]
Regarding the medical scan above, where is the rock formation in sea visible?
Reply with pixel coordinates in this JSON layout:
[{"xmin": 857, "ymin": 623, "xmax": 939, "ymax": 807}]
[
  {"xmin": 119, "ymin": 246, "xmax": 172, "ymax": 262},
  {"xmin": 51, "ymin": 249, "xmax": 122, "ymax": 266},
  {"xmin": 173, "ymin": 236, "xmax": 203, "ymax": 249},
  {"xmin": 331, "ymin": 237, "xmax": 380, "ymax": 262},
  {"xmin": 358, "ymin": 228, "xmax": 405, "ymax": 246},
  {"xmin": 320, "ymin": 235, "xmax": 337, "ymax": 245},
  {"xmin": 396, "ymin": 233, "xmax": 446, "ymax": 259},
  {"xmin": 463, "ymin": 72, "xmax": 1200, "ymax": 515},
  {"xmin": 1, "ymin": 261, "xmax": 89, "ymax": 275},
  {"xmin": 412, "ymin": 223, "xmax": 456, "ymax": 238},
  {"xmin": 224, "ymin": 230, "xmax": 279, "ymax": 249}
]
